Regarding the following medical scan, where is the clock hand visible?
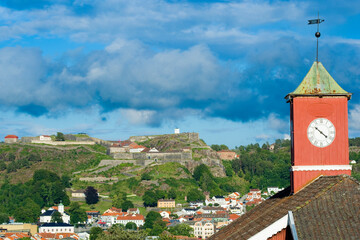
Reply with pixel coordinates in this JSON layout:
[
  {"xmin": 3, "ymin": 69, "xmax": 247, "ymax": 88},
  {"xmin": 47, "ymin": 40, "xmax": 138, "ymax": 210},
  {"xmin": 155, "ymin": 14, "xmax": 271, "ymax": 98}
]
[{"xmin": 315, "ymin": 127, "xmax": 328, "ymax": 138}]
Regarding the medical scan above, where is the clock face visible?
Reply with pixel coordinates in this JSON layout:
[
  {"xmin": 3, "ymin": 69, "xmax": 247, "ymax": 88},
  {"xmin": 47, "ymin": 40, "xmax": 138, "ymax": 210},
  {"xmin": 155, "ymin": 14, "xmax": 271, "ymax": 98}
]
[{"xmin": 307, "ymin": 118, "xmax": 336, "ymax": 148}]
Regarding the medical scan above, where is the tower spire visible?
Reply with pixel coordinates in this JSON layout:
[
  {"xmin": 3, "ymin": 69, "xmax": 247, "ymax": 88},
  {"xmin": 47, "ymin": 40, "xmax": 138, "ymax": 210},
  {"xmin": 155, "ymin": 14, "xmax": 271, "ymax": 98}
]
[{"xmin": 308, "ymin": 12, "xmax": 324, "ymax": 62}]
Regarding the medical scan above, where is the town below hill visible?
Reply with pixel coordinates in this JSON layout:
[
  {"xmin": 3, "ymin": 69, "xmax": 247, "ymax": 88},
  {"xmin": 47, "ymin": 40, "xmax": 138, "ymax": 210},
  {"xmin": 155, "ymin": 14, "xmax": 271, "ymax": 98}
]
[{"xmin": 0, "ymin": 132, "xmax": 359, "ymax": 239}]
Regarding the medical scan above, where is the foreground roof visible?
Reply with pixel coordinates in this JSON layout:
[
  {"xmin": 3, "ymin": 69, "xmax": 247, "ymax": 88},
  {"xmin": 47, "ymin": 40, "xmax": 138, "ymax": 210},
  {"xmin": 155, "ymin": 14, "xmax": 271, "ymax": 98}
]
[
  {"xmin": 209, "ymin": 175, "xmax": 360, "ymax": 240},
  {"xmin": 286, "ymin": 62, "xmax": 352, "ymax": 100}
]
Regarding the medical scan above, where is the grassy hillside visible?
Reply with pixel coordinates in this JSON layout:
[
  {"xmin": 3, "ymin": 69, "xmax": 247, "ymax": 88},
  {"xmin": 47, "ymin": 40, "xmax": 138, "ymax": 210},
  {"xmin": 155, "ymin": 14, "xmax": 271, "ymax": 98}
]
[
  {"xmin": 0, "ymin": 143, "xmax": 110, "ymax": 184},
  {"xmin": 136, "ymin": 133, "xmax": 208, "ymax": 152}
]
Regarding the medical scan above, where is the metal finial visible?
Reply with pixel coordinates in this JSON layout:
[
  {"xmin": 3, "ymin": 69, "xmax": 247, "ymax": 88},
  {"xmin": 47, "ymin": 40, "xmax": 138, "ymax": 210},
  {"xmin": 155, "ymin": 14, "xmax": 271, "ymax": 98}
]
[{"xmin": 308, "ymin": 12, "xmax": 324, "ymax": 62}]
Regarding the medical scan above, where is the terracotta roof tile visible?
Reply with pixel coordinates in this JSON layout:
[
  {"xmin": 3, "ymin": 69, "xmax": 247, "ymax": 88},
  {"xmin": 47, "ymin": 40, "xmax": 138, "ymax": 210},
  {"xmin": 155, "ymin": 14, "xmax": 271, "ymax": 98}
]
[
  {"xmin": 116, "ymin": 214, "xmax": 144, "ymax": 220},
  {"xmin": 5, "ymin": 135, "xmax": 18, "ymax": 138}
]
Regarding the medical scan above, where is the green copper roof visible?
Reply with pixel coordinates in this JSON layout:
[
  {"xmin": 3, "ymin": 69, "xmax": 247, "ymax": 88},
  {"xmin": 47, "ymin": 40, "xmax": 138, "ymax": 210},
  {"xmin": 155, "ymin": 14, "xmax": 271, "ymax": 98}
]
[{"xmin": 286, "ymin": 62, "xmax": 351, "ymax": 99}]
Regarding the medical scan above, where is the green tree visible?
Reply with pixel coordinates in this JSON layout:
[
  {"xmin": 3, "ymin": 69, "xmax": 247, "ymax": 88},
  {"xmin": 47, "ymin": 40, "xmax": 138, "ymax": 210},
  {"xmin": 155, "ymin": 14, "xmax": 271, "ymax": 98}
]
[
  {"xmin": 6, "ymin": 153, "xmax": 16, "ymax": 162},
  {"xmin": 90, "ymin": 226, "xmax": 103, "ymax": 240},
  {"xmin": 69, "ymin": 202, "xmax": 87, "ymax": 225},
  {"xmin": 85, "ymin": 186, "xmax": 99, "ymax": 205},
  {"xmin": 193, "ymin": 164, "xmax": 213, "ymax": 181},
  {"xmin": 111, "ymin": 191, "xmax": 127, "ymax": 209},
  {"xmin": 158, "ymin": 233, "xmax": 176, "ymax": 240},
  {"xmin": 121, "ymin": 200, "xmax": 134, "ymax": 212},
  {"xmin": 98, "ymin": 227, "xmax": 147, "ymax": 240},
  {"xmin": 55, "ymin": 132, "xmax": 65, "ymax": 141},
  {"xmin": 186, "ymin": 188, "xmax": 205, "ymax": 202},
  {"xmin": 143, "ymin": 190, "xmax": 157, "ymax": 207},
  {"xmin": 61, "ymin": 175, "xmax": 71, "ymax": 188},
  {"xmin": 6, "ymin": 161, "xmax": 18, "ymax": 173},
  {"xmin": 0, "ymin": 161, "xmax": 6, "ymax": 171},
  {"xmin": 168, "ymin": 223, "xmax": 193, "ymax": 237},
  {"xmin": 0, "ymin": 213, "xmax": 9, "ymax": 223},
  {"xmin": 220, "ymin": 144, "xmax": 229, "ymax": 150},
  {"xmin": 51, "ymin": 211, "xmax": 63, "ymax": 223},
  {"xmin": 150, "ymin": 220, "xmax": 166, "ymax": 236},
  {"xmin": 167, "ymin": 189, "xmax": 177, "ymax": 199},
  {"xmin": 210, "ymin": 144, "xmax": 221, "ymax": 151},
  {"xmin": 144, "ymin": 211, "xmax": 162, "ymax": 229},
  {"xmin": 141, "ymin": 172, "xmax": 152, "ymax": 180},
  {"xmin": 33, "ymin": 169, "xmax": 60, "ymax": 182},
  {"xmin": 125, "ymin": 222, "xmax": 137, "ymax": 230},
  {"xmin": 15, "ymin": 198, "xmax": 40, "ymax": 223},
  {"xmin": 27, "ymin": 153, "xmax": 41, "ymax": 162}
]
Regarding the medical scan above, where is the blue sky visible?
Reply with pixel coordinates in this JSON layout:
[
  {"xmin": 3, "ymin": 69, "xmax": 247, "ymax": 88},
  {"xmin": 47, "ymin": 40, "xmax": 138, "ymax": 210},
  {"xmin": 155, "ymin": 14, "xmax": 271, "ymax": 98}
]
[{"xmin": 0, "ymin": 0, "xmax": 360, "ymax": 148}]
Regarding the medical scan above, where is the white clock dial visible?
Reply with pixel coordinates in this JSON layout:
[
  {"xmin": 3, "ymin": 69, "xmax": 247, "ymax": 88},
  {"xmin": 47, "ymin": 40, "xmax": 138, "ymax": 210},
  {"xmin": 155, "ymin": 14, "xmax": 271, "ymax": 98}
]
[{"xmin": 307, "ymin": 118, "xmax": 336, "ymax": 148}]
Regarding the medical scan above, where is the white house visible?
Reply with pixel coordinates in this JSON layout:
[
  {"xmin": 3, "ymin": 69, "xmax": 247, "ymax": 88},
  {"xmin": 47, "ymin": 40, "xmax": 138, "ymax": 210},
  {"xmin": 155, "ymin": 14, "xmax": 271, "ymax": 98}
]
[
  {"xmin": 40, "ymin": 203, "xmax": 70, "ymax": 224},
  {"xmin": 189, "ymin": 201, "xmax": 204, "ymax": 208},
  {"xmin": 206, "ymin": 196, "xmax": 227, "ymax": 207},
  {"xmin": 78, "ymin": 232, "xmax": 90, "ymax": 240},
  {"xmin": 228, "ymin": 192, "xmax": 240, "ymax": 199},
  {"xmin": 200, "ymin": 206, "xmax": 224, "ymax": 214},
  {"xmin": 101, "ymin": 212, "xmax": 125, "ymax": 226},
  {"xmin": 39, "ymin": 222, "xmax": 74, "ymax": 233},
  {"xmin": 149, "ymin": 147, "xmax": 159, "ymax": 153},
  {"xmin": 267, "ymin": 187, "xmax": 284, "ymax": 195},
  {"xmin": 127, "ymin": 208, "xmax": 140, "ymax": 214},
  {"xmin": 192, "ymin": 220, "xmax": 214, "ymax": 239},
  {"xmin": 229, "ymin": 202, "xmax": 245, "ymax": 215},
  {"xmin": 71, "ymin": 189, "xmax": 86, "ymax": 198},
  {"xmin": 39, "ymin": 135, "xmax": 52, "ymax": 141},
  {"xmin": 159, "ymin": 211, "xmax": 171, "ymax": 219},
  {"xmin": 115, "ymin": 214, "xmax": 145, "ymax": 228},
  {"xmin": 178, "ymin": 217, "xmax": 188, "ymax": 223},
  {"xmin": 246, "ymin": 189, "xmax": 262, "ymax": 202}
]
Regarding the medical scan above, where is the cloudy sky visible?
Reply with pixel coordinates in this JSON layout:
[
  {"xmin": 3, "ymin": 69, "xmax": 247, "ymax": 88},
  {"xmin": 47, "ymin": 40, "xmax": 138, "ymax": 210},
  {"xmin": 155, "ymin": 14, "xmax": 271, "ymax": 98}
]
[{"xmin": 0, "ymin": 0, "xmax": 359, "ymax": 148}]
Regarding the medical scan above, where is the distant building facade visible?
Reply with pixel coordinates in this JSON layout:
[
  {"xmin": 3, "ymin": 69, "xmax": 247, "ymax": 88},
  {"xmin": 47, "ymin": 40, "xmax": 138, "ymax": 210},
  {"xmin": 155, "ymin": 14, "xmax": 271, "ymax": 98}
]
[
  {"xmin": 39, "ymin": 223, "xmax": 74, "ymax": 233},
  {"xmin": 217, "ymin": 150, "xmax": 236, "ymax": 160},
  {"xmin": 192, "ymin": 220, "xmax": 214, "ymax": 239},
  {"xmin": 4, "ymin": 135, "xmax": 18, "ymax": 143},
  {"xmin": 157, "ymin": 199, "xmax": 176, "ymax": 208}
]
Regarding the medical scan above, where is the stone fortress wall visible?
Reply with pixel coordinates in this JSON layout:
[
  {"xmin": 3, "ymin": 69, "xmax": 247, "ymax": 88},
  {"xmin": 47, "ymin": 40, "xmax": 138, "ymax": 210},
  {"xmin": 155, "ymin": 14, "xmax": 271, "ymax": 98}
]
[
  {"xmin": 112, "ymin": 152, "xmax": 192, "ymax": 161},
  {"xmin": 21, "ymin": 134, "xmax": 113, "ymax": 146},
  {"xmin": 129, "ymin": 132, "xmax": 199, "ymax": 143}
]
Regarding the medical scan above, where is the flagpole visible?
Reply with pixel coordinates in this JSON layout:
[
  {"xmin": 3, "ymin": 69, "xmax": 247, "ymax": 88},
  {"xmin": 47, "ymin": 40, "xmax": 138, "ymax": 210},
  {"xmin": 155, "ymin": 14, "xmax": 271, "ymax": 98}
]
[
  {"xmin": 316, "ymin": 12, "xmax": 319, "ymax": 63},
  {"xmin": 308, "ymin": 14, "xmax": 324, "ymax": 63}
]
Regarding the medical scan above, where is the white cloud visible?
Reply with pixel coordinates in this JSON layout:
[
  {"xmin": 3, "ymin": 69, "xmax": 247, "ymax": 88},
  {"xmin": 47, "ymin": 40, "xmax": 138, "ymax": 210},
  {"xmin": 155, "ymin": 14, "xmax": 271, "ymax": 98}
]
[
  {"xmin": 267, "ymin": 113, "xmax": 288, "ymax": 132},
  {"xmin": 120, "ymin": 109, "xmax": 157, "ymax": 125},
  {"xmin": 255, "ymin": 134, "xmax": 271, "ymax": 141},
  {"xmin": 349, "ymin": 104, "xmax": 360, "ymax": 130},
  {"xmin": 0, "ymin": 0, "xmax": 307, "ymax": 45},
  {"xmin": 283, "ymin": 134, "xmax": 291, "ymax": 140}
]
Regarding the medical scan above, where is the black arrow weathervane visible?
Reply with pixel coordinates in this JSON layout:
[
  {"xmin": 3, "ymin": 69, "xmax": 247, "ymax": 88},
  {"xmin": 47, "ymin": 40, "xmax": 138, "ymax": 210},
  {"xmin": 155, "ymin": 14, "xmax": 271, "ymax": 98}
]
[{"xmin": 308, "ymin": 13, "xmax": 324, "ymax": 62}]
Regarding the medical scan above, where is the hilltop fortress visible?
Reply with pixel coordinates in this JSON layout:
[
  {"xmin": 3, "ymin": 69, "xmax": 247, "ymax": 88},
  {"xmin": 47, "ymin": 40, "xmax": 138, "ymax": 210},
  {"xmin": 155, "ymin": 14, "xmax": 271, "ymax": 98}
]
[{"xmin": 107, "ymin": 132, "xmax": 225, "ymax": 176}]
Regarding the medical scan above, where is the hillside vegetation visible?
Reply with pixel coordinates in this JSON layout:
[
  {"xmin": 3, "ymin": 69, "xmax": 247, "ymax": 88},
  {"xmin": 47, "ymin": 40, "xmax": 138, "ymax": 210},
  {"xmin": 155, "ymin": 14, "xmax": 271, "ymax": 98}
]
[
  {"xmin": 136, "ymin": 133, "xmax": 207, "ymax": 152},
  {"xmin": 0, "ymin": 143, "xmax": 109, "ymax": 184},
  {"xmin": 0, "ymin": 136, "xmax": 359, "ymax": 215}
]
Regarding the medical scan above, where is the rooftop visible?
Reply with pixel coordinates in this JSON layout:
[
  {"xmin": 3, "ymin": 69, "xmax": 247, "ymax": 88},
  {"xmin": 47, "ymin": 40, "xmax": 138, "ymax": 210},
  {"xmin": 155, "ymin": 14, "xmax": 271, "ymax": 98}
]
[
  {"xmin": 4, "ymin": 135, "xmax": 18, "ymax": 139},
  {"xmin": 286, "ymin": 62, "xmax": 352, "ymax": 100},
  {"xmin": 209, "ymin": 175, "xmax": 360, "ymax": 240}
]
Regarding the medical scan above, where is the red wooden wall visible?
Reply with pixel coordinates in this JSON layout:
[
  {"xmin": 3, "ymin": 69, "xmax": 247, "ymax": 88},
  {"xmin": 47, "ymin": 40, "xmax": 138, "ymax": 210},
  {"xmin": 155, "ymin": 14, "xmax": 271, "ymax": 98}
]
[{"xmin": 291, "ymin": 96, "xmax": 350, "ymax": 193}]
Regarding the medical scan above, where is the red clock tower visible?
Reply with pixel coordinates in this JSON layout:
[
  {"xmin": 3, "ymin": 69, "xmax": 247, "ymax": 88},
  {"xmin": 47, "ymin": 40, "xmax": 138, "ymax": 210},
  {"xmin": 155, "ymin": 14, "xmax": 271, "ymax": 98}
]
[{"xmin": 286, "ymin": 61, "xmax": 352, "ymax": 193}]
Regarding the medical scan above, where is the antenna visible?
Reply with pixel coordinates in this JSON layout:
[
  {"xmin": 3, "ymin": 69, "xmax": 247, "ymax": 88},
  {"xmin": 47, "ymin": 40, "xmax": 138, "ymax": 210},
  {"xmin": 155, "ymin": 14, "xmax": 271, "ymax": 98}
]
[{"xmin": 308, "ymin": 12, "xmax": 324, "ymax": 62}]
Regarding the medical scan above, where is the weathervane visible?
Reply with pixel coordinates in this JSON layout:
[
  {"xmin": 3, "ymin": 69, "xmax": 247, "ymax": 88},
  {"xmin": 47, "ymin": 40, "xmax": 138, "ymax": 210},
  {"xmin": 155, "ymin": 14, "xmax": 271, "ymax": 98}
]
[{"xmin": 308, "ymin": 12, "xmax": 324, "ymax": 62}]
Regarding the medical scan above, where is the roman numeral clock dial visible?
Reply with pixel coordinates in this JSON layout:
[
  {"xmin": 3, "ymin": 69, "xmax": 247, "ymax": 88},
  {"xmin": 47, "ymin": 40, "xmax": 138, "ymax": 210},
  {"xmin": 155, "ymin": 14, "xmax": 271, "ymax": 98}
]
[{"xmin": 307, "ymin": 118, "xmax": 336, "ymax": 148}]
